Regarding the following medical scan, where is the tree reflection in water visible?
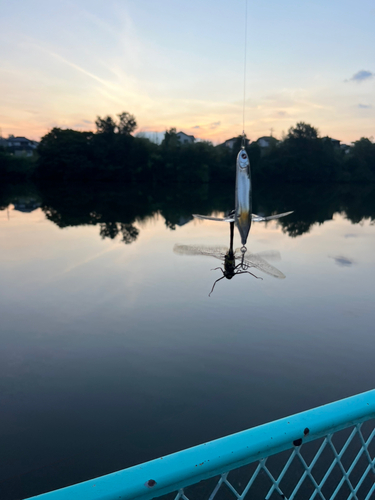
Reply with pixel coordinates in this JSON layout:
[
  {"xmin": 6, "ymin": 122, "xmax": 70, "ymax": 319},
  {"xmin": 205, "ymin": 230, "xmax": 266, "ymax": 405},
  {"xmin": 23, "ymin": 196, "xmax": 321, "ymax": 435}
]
[
  {"xmin": 2, "ymin": 181, "xmax": 375, "ymax": 244},
  {"xmin": 99, "ymin": 222, "xmax": 139, "ymax": 244}
]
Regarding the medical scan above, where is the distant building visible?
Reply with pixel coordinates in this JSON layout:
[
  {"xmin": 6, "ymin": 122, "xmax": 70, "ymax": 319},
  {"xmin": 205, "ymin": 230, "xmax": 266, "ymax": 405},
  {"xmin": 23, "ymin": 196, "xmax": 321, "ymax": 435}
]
[
  {"xmin": 340, "ymin": 143, "xmax": 351, "ymax": 154},
  {"xmin": 7, "ymin": 136, "xmax": 39, "ymax": 157},
  {"xmin": 255, "ymin": 136, "xmax": 278, "ymax": 156},
  {"xmin": 176, "ymin": 131, "xmax": 195, "ymax": 144},
  {"xmin": 220, "ymin": 136, "xmax": 250, "ymax": 150},
  {"xmin": 176, "ymin": 215, "xmax": 193, "ymax": 227},
  {"xmin": 256, "ymin": 136, "xmax": 278, "ymax": 149},
  {"xmin": 13, "ymin": 197, "xmax": 41, "ymax": 213},
  {"xmin": 322, "ymin": 137, "xmax": 341, "ymax": 149}
]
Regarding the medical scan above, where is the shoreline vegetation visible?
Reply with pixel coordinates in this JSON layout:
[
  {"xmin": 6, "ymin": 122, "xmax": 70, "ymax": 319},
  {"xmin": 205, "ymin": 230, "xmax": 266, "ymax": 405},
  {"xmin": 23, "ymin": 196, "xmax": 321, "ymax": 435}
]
[{"xmin": 1, "ymin": 112, "xmax": 374, "ymax": 184}]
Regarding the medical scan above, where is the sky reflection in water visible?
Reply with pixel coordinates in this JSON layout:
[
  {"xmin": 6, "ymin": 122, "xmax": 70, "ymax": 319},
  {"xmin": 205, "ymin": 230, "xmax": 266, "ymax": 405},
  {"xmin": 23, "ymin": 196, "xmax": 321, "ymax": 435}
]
[{"xmin": 0, "ymin": 186, "xmax": 375, "ymax": 499}]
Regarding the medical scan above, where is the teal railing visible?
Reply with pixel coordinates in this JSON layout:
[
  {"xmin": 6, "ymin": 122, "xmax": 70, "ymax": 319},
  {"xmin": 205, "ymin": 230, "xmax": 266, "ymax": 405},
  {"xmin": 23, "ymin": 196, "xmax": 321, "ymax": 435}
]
[{"xmin": 27, "ymin": 390, "xmax": 375, "ymax": 500}]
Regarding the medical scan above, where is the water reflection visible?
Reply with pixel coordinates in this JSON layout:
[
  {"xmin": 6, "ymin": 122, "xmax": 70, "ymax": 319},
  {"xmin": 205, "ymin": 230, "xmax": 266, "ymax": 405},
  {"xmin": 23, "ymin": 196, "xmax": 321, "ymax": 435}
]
[
  {"xmin": 331, "ymin": 255, "xmax": 355, "ymax": 267},
  {"xmin": 13, "ymin": 197, "xmax": 41, "ymax": 213},
  {"xmin": 2, "ymin": 181, "xmax": 375, "ymax": 242},
  {"xmin": 1, "ymin": 178, "xmax": 375, "ymax": 500},
  {"xmin": 98, "ymin": 222, "xmax": 139, "ymax": 244}
]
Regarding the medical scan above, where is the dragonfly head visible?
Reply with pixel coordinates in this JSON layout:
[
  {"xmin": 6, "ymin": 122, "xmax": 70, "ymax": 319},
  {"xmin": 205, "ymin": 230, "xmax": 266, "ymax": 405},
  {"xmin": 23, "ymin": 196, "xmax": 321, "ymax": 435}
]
[{"xmin": 237, "ymin": 149, "xmax": 250, "ymax": 170}]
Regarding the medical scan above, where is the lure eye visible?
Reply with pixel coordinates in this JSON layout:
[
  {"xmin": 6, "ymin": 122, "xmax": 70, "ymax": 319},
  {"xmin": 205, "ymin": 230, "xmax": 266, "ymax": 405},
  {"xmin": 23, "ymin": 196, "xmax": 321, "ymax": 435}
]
[{"xmin": 241, "ymin": 154, "xmax": 247, "ymax": 159}]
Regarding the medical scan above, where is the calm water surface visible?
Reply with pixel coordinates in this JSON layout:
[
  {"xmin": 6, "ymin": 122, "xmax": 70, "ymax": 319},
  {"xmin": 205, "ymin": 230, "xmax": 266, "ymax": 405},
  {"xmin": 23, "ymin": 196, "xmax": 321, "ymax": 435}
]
[{"xmin": 0, "ymin": 182, "xmax": 374, "ymax": 499}]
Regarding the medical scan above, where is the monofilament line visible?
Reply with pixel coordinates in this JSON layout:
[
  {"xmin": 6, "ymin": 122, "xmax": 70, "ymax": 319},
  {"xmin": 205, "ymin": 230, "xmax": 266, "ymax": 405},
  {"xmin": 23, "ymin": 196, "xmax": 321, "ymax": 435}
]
[{"xmin": 242, "ymin": 0, "xmax": 248, "ymax": 147}]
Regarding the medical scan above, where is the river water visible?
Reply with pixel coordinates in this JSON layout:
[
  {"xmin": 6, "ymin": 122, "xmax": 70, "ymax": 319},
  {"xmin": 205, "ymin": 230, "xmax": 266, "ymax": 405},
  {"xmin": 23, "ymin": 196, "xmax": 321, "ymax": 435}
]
[{"xmin": 0, "ymin": 182, "xmax": 374, "ymax": 499}]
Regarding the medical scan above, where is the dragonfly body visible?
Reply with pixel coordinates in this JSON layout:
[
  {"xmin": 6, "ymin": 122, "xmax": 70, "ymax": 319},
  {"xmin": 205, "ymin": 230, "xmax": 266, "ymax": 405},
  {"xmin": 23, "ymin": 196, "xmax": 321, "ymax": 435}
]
[{"xmin": 222, "ymin": 249, "xmax": 236, "ymax": 280}]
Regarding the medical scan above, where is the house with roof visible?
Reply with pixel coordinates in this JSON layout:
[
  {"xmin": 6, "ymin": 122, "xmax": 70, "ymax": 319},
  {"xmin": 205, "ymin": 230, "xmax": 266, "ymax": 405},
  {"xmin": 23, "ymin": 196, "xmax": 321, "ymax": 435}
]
[
  {"xmin": 7, "ymin": 136, "xmax": 39, "ymax": 157},
  {"xmin": 256, "ymin": 136, "xmax": 279, "ymax": 149},
  {"xmin": 340, "ymin": 143, "xmax": 351, "ymax": 154},
  {"xmin": 13, "ymin": 197, "xmax": 41, "ymax": 213},
  {"xmin": 330, "ymin": 138, "xmax": 341, "ymax": 148},
  {"xmin": 176, "ymin": 131, "xmax": 195, "ymax": 144},
  {"xmin": 220, "ymin": 136, "xmax": 250, "ymax": 150},
  {"xmin": 322, "ymin": 137, "xmax": 341, "ymax": 149},
  {"xmin": 255, "ymin": 136, "xmax": 279, "ymax": 156}
]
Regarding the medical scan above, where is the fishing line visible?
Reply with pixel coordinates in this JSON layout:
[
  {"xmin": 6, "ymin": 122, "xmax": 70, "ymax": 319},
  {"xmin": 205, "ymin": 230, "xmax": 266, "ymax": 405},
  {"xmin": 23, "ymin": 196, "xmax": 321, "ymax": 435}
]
[{"xmin": 242, "ymin": 0, "xmax": 248, "ymax": 148}]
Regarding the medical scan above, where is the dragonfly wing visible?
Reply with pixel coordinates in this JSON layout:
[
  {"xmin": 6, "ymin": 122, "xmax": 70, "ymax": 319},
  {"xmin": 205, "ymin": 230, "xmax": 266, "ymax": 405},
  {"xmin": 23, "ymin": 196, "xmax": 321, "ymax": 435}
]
[
  {"xmin": 193, "ymin": 214, "xmax": 235, "ymax": 222},
  {"xmin": 174, "ymin": 244, "xmax": 228, "ymax": 260},
  {"xmin": 252, "ymin": 211, "xmax": 294, "ymax": 222},
  {"xmin": 234, "ymin": 249, "xmax": 282, "ymax": 262},
  {"xmin": 252, "ymin": 250, "xmax": 281, "ymax": 262},
  {"xmin": 243, "ymin": 253, "xmax": 286, "ymax": 279}
]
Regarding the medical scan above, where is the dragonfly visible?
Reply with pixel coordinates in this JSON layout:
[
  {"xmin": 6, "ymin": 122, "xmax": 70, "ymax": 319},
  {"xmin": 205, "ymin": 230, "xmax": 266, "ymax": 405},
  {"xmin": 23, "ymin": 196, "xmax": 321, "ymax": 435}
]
[
  {"xmin": 174, "ymin": 221, "xmax": 285, "ymax": 296},
  {"xmin": 193, "ymin": 148, "xmax": 293, "ymax": 247}
]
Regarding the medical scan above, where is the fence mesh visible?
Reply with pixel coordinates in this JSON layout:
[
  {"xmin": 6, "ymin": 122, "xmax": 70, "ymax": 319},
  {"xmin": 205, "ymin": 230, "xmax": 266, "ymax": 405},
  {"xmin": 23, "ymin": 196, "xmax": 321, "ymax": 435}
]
[{"xmin": 164, "ymin": 420, "xmax": 375, "ymax": 500}]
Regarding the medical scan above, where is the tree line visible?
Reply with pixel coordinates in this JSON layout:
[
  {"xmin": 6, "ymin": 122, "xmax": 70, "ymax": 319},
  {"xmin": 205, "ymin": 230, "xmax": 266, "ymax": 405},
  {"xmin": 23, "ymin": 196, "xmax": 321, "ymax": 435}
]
[{"xmin": 1, "ymin": 113, "xmax": 374, "ymax": 183}]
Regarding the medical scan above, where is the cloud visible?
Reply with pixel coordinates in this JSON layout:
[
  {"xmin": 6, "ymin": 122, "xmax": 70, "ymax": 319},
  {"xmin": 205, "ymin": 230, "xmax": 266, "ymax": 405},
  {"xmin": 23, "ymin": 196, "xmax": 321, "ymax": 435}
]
[
  {"xmin": 74, "ymin": 121, "xmax": 95, "ymax": 129},
  {"xmin": 210, "ymin": 121, "xmax": 221, "ymax": 130},
  {"xmin": 192, "ymin": 125, "xmax": 200, "ymax": 129},
  {"xmin": 346, "ymin": 70, "xmax": 373, "ymax": 83},
  {"xmin": 357, "ymin": 104, "xmax": 372, "ymax": 109},
  {"xmin": 276, "ymin": 111, "xmax": 288, "ymax": 117}
]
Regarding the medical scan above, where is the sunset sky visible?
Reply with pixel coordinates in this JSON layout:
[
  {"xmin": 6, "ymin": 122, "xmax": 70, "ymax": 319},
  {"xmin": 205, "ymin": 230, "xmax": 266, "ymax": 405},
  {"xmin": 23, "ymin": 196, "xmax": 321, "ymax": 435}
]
[{"xmin": 1, "ymin": 0, "xmax": 374, "ymax": 144}]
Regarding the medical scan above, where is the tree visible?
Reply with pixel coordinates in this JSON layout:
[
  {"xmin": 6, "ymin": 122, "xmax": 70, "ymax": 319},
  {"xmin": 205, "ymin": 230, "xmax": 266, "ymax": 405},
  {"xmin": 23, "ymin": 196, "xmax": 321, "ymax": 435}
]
[
  {"xmin": 345, "ymin": 138, "xmax": 375, "ymax": 182},
  {"xmin": 161, "ymin": 128, "xmax": 179, "ymax": 149},
  {"xmin": 287, "ymin": 122, "xmax": 319, "ymax": 141},
  {"xmin": 117, "ymin": 112, "xmax": 137, "ymax": 135},
  {"xmin": 95, "ymin": 116, "xmax": 117, "ymax": 135},
  {"xmin": 37, "ymin": 128, "xmax": 93, "ymax": 178},
  {"xmin": 95, "ymin": 112, "xmax": 137, "ymax": 135},
  {"xmin": 259, "ymin": 122, "xmax": 340, "ymax": 182}
]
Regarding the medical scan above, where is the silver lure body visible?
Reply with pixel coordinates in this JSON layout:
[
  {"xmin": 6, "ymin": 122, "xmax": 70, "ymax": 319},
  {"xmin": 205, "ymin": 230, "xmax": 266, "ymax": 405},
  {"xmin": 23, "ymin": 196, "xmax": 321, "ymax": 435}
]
[
  {"xmin": 235, "ymin": 148, "xmax": 252, "ymax": 246},
  {"xmin": 192, "ymin": 148, "xmax": 293, "ymax": 240}
]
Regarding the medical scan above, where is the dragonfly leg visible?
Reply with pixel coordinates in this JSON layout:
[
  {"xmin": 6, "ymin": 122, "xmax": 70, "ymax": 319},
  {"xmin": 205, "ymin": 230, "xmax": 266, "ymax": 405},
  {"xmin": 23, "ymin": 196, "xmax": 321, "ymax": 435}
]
[
  {"xmin": 211, "ymin": 267, "xmax": 224, "ymax": 274},
  {"xmin": 209, "ymin": 276, "xmax": 225, "ymax": 297},
  {"xmin": 237, "ymin": 271, "xmax": 263, "ymax": 280}
]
